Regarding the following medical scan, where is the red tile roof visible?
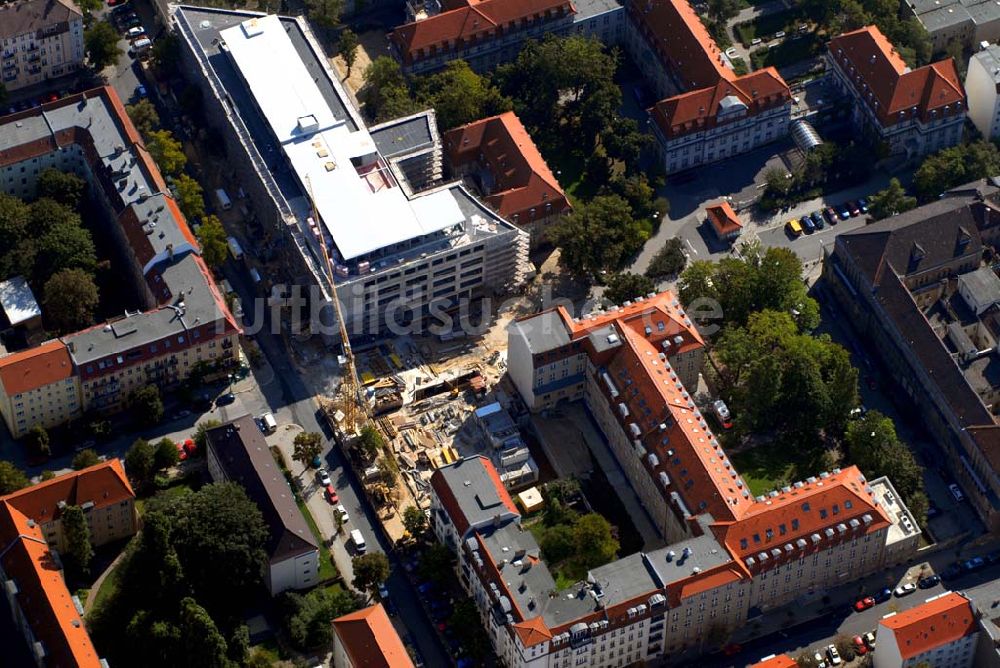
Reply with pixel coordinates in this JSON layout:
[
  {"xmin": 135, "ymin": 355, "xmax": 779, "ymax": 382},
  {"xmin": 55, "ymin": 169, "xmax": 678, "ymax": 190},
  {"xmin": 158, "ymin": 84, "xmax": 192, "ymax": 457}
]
[
  {"xmin": 879, "ymin": 592, "xmax": 977, "ymax": 660},
  {"xmin": 828, "ymin": 26, "xmax": 965, "ymax": 127},
  {"xmin": 629, "ymin": 0, "xmax": 728, "ymax": 90},
  {"xmin": 706, "ymin": 201, "xmax": 743, "ymax": 236},
  {"xmin": 748, "ymin": 654, "xmax": 798, "ymax": 668},
  {"xmin": 332, "ymin": 603, "xmax": 415, "ymax": 668},
  {"xmin": 512, "ymin": 615, "xmax": 552, "ymax": 647},
  {"xmin": 390, "ymin": 0, "xmax": 576, "ymax": 65},
  {"xmin": 557, "ymin": 290, "xmax": 705, "ymax": 352},
  {"xmin": 0, "ymin": 340, "xmax": 74, "ymax": 396},
  {"xmin": 444, "ymin": 112, "xmax": 571, "ymax": 224},
  {"xmin": 1, "ymin": 459, "xmax": 135, "ymax": 524}
]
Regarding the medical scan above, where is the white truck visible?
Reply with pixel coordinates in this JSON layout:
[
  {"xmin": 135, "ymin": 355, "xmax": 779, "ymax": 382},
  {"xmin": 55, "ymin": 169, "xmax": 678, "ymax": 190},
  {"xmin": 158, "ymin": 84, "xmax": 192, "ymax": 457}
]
[
  {"xmin": 215, "ymin": 188, "xmax": 232, "ymax": 211},
  {"xmin": 226, "ymin": 236, "xmax": 243, "ymax": 261},
  {"xmin": 350, "ymin": 529, "xmax": 367, "ymax": 553}
]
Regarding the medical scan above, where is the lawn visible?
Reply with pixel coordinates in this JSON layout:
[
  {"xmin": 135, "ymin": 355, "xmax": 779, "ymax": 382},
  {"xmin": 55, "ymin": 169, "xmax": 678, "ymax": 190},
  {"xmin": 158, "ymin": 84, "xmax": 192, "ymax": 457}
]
[
  {"xmin": 543, "ymin": 146, "xmax": 598, "ymax": 209},
  {"xmin": 735, "ymin": 9, "xmax": 807, "ymax": 46},
  {"xmin": 296, "ymin": 497, "xmax": 338, "ymax": 583},
  {"xmin": 728, "ymin": 436, "xmax": 832, "ymax": 497},
  {"xmin": 750, "ymin": 33, "xmax": 822, "ymax": 70},
  {"xmin": 88, "ymin": 543, "xmax": 133, "ymax": 615}
]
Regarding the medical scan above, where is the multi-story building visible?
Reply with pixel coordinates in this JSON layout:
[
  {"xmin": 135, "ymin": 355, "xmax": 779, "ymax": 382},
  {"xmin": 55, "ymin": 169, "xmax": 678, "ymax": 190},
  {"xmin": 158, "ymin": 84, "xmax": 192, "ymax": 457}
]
[
  {"xmin": 443, "ymin": 112, "xmax": 572, "ymax": 244},
  {"xmin": 827, "ymin": 26, "xmax": 966, "ymax": 162},
  {"xmin": 625, "ymin": 0, "xmax": 792, "ymax": 174},
  {"xmin": 966, "ymin": 45, "xmax": 1000, "ymax": 140},
  {"xmin": 0, "ymin": 340, "xmax": 81, "ymax": 438},
  {"xmin": 905, "ymin": 0, "xmax": 1000, "ymax": 52},
  {"xmin": 331, "ymin": 603, "xmax": 415, "ymax": 668},
  {"xmin": 389, "ymin": 0, "xmax": 625, "ymax": 75},
  {"xmin": 0, "ymin": 0, "xmax": 84, "ymax": 92},
  {"xmin": 0, "ymin": 460, "xmax": 136, "ymax": 667},
  {"xmin": 875, "ymin": 592, "xmax": 979, "ymax": 667},
  {"xmin": 425, "ymin": 291, "xmax": 921, "ymax": 667},
  {"xmin": 0, "ymin": 85, "xmax": 241, "ymax": 437},
  {"xmin": 205, "ymin": 416, "xmax": 320, "ymax": 595},
  {"xmin": 174, "ymin": 8, "xmax": 531, "ymax": 338},
  {"xmin": 823, "ymin": 180, "xmax": 1000, "ymax": 531}
]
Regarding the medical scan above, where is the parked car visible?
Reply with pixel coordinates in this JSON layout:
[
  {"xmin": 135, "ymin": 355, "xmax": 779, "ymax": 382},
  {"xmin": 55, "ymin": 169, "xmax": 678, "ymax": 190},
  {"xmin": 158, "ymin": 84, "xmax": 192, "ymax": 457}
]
[
  {"xmin": 316, "ymin": 468, "xmax": 332, "ymax": 487},
  {"xmin": 847, "ymin": 200, "xmax": 861, "ymax": 216},
  {"xmin": 949, "ymin": 483, "xmax": 965, "ymax": 502},
  {"xmin": 812, "ymin": 652, "xmax": 828, "ymax": 668},
  {"xmin": 324, "ymin": 484, "xmax": 339, "ymax": 504},
  {"xmin": 336, "ymin": 504, "xmax": 349, "ymax": 522},
  {"xmin": 824, "ymin": 206, "xmax": 839, "ymax": 224},
  {"xmin": 852, "ymin": 636, "xmax": 868, "ymax": 655},
  {"xmin": 962, "ymin": 556, "xmax": 985, "ymax": 572},
  {"xmin": 811, "ymin": 211, "xmax": 825, "ymax": 229},
  {"xmin": 838, "ymin": 204, "xmax": 852, "ymax": 219},
  {"xmin": 863, "ymin": 631, "xmax": 876, "ymax": 649},
  {"xmin": 918, "ymin": 574, "xmax": 941, "ymax": 588},
  {"xmin": 801, "ymin": 215, "xmax": 815, "ymax": 233},
  {"xmin": 853, "ymin": 596, "xmax": 875, "ymax": 612},
  {"xmin": 751, "ymin": 37, "xmax": 762, "ymax": 45},
  {"xmin": 857, "ymin": 197, "xmax": 869, "ymax": 213},
  {"xmin": 873, "ymin": 587, "xmax": 892, "ymax": 603},
  {"xmin": 894, "ymin": 583, "xmax": 917, "ymax": 597},
  {"xmin": 774, "ymin": 31, "xmax": 786, "ymax": 39},
  {"xmin": 827, "ymin": 644, "xmax": 842, "ymax": 665},
  {"xmin": 787, "ymin": 219, "xmax": 803, "ymax": 236},
  {"xmin": 941, "ymin": 564, "xmax": 962, "ymax": 580},
  {"xmin": 215, "ymin": 392, "xmax": 236, "ymax": 406}
]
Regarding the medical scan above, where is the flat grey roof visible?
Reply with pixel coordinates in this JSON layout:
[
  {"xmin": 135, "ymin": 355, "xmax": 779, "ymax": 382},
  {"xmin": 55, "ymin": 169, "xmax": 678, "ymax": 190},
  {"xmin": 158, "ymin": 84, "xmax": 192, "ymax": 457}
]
[
  {"xmin": 573, "ymin": 0, "xmax": 622, "ymax": 21},
  {"xmin": 509, "ymin": 310, "xmax": 571, "ymax": 356},
  {"xmin": 435, "ymin": 456, "xmax": 514, "ymax": 528},
  {"xmin": 958, "ymin": 266, "xmax": 1000, "ymax": 310},
  {"xmin": 973, "ymin": 45, "xmax": 1000, "ymax": 83},
  {"xmin": 645, "ymin": 520, "xmax": 734, "ymax": 587},
  {"xmin": 369, "ymin": 111, "xmax": 437, "ymax": 158}
]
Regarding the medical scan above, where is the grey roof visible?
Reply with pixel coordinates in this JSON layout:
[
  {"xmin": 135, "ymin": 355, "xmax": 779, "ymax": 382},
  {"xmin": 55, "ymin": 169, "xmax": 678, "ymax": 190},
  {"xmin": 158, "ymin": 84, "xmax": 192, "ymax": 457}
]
[
  {"xmin": 573, "ymin": 0, "xmax": 622, "ymax": 21},
  {"xmin": 206, "ymin": 415, "xmax": 318, "ymax": 563},
  {"xmin": 587, "ymin": 324, "xmax": 624, "ymax": 354},
  {"xmin": 433, "ymin": 456, "xmax": 518, "ymax": 532},
  {"xmin": 645, "ymin": 518, "xmax": 733, "ymax": 586},
  {"xmin": 509, "ymin": 310, "xmax": 571, "ymax": 356},
  {"xmin": 0, "ymin": 276, "xmax": 40, "ymax": 327},
  {"xmin": 958, "ymin": 266, "xmax": 1000, "ymax": 311},
  {"xmin": 0, "ymin": 0, "xmax": 81, "ymax": 40},
  {"xmin": 369, "ymin": 111, "xmax": 437, "ymax": 159},
  {"xmin": 972, "ymin": 46, "xmax": 1000, "ymax": 84},
  {"xmin": 910, "ymin": 0, "xmax": 1000, "ymax": 32}
]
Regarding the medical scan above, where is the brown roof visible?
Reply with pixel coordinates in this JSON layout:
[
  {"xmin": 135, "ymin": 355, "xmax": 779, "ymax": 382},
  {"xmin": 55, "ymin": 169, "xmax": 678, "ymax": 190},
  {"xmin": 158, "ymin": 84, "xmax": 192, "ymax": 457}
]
[
  {"xmin": 880, "ymin": 592, "xmax": 977, "ymax": 660},
  {"xmin": 390, "ymin": 0, "xmax": 576, "ymax": 65},
  {"xmin": 512, "ymin": 615, "xmax": 552, "ymax": 648},
  {"xmin": 0, "ymin": 340, "xmax": 74, "ymax": 396},
  {"xmin": 706, "ymin": 201, "xmax": 742, "ymax": 235},
  {"xmin": 443, "ymin": 111, "xmax": 571, "ymax": 223},
  {"xmin": 206, "ymin": 417, "xmax": 318, "ymax": 564},
  {"xmin": 828, "ymin": 26, "xmax": 965, "ymax": 127},
  {"xmin": 0, "ymin": 0, "xmax": 81, "ymax": 40},
  {"xmin": 0, "ymin": 502, "xmax": 103, "ymax": 668},
  {"xmin": 0, "ymin": 459, "xmax": 134, "ymax": 524},
  {"xmin": 332, "ymin": 603, "xmax": 415, "ymax": 668}
]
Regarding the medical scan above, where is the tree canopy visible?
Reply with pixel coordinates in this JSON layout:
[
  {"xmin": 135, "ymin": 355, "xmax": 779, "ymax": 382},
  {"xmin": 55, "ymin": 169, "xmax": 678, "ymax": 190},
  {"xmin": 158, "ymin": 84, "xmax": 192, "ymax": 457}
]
[
  {"xmin": 127, "ymin": 99, "xmax": 161, "ymax": 139},
  {"xmin": 62, "ymin": 505, "xmax": 94, "ymax": 578},
  {"xmin": 338, "ymin": 29, "xmax": 359, "ymax": 76},
  {"xmin": 43, "ymin": 268, "xmax": 99, "ymax": 334},
  {"xmin": 573, "ymin": 513, "xmax": 619, "ymax": 570},
  {"xmin": 868, "ymin": 177, "xmax": 917, "ymax": 221},
  {"xmin": 846, "ymin": 411, "xmax": 928, "ymax": 523},
  {"xmin": 604, "ymin": 273, "xmax": 655, "ymax": 306},
  {"xmin": 646, "ymin": 237, "xmax": 687, "ymax": 280},
  {"xmin": 292, "ymin": 432, "xmax": 323, "ymax": 469},
  {"xmin": 361, "ymin": 57, "xmax": 417, "ymax": 124},
  {"xmin": 155, "ymin": 438, "xmax": 180, "ymax": 471},
  {"xmin": 125, "ymin": 438, "xmax": 156, "ymax": 487},
  {"xmin": 147, "ymin": 130, "xmax": 187, "ymax": 177},
  {"xmin": 174, "ymin": 174, "xmax": 206, "ymax": 221},
  {"xmin": 24, "ymin": 424, "xmax": 50, "ymax": 458},
  {"xmin": 196, "ymin": 215, "xmax": 228, "ymax": 268},
  {"xmin": 85, "ymin": 21, "xmax": 122, "ymax": 70},
  {"xmin": 352, "ymin": 552, "xmax": 390, "ymax": 596},
  {"xmin": 72, "ymin": 448, "xmax": 101, "ymax": 470},
  {"xmin": 304, "ymin": 0, "xmax": 343, "ymax": 27},
  {"xmin": 402, "ymin": 505, "xmax": 428, "ymax": 539},
  {"xmin": 278, "ymin": 587, "xmax": 357, "ymax": 651},
  {"xmin": 0, "ymin": 460, "xmax": 29, "ymax": 494},
  {"xmin": 37, "ymin": 169, "xmax": 85, "ymax": 207},
  {"xmin": 415, "ymin": 60, "xmax": 511, "ymax": 131},
  {"xmin": 549, "ymin": 194, "xmax": 651, "ymax": 277},
  {"xmin": 129, "ymin": 385, "xmax": 164, "ymax": 427},
  {"xmin": 913, "ymin": 141, "xmax": 1000, "ymax": 199}
]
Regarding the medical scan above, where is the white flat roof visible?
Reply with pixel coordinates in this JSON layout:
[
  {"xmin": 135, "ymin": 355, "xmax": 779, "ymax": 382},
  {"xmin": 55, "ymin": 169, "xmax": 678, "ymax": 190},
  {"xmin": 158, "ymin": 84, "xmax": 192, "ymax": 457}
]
[
  {"xmin": 220, "ymin": 15, "xmax": 462, "ymax": 260},
  {"xmin": 0, "ymin": 276, "xmax": 40, "ymax": 326}
]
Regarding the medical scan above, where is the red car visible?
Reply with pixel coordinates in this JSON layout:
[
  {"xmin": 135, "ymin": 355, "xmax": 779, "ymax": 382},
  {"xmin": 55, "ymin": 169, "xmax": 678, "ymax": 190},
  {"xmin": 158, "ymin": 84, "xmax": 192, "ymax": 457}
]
[
  {"xmin": 853, "ymin": 636, "xmax": 869, "ymax": 655},
  {"xmin": 325, "ymin": 484, "xmax": 339, "ymax": 504},
  {"xmin": 853, "ymin": 596, "xmax": 875, "ymax": 612},
  {"xmin": 175, "ymin": 441, "xmax": 188, "ymax": 461}
]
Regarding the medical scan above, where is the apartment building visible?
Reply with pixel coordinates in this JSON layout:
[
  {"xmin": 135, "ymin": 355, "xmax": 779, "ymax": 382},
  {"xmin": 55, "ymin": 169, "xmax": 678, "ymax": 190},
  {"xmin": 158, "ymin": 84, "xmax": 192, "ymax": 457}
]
[
  {"xmin": 0, "ymin": 85, "xmax": 241, "ymax": 437},
  {"xmin": 331, "ymin": 603, "xmax": 415, "ymax": 668},
  {"xmin": 875, "ymin": 592, "xmax": 979, "ymax": 667},
  {"xmin": 0, "ymin": 460, "xmax": 136, "ymax": 667},
  {"xmin": 966, "ymin": 45, "xmax": 1000, "ymax": 140},
  {"xmin": 827, "ymin": 26, "xmax": 966, "ymax": 162},
  {"xmin": 823, "ymin": 180, "xmax": 1000, "ymax": 531},
  {"xmin": 0, "ymin": 340, "xmax": 81, "ymax": 438},
  {"xmin": 444, "ymin": 112, "xmax": 572, "ymax": 244},
  {"xmin": 905, "ymin": 0, "xmax": 1000, "ymax": 51},
  {"xmin": 174, "ymin": 8, "xmax": 530, "ymax": 338},
  {"xmin": 0, "ymin": 0, "xmax": 84, "ymax": 92},
  {"xmin": 205, "ymin": 416, "xmax": 319, "ymax": 595},
  {"xmin": 625, "ymin": 0, "xmax": 792, "ymax": 174}
]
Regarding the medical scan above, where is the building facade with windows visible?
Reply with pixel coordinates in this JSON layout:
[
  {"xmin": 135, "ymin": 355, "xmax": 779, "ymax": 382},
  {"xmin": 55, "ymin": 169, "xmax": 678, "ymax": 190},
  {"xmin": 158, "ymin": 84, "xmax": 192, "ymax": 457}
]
[
  {"xmin": 875, "ymin": 592, "xmax": 979, "ymax": 667},
  {"xmin": 827, "ymin": 26, "xmax": 966, "ymax": 162},
  {"xmin": 0, "ymin": 0, "xmax": 84, "ymax": 92},
  {"xmin": 965, "ymin": 45, "xmax": 1000, "ymax": 140},
  {"xmin": 0, "ymin": 86, "xmax": 241, "ymax": 434}
]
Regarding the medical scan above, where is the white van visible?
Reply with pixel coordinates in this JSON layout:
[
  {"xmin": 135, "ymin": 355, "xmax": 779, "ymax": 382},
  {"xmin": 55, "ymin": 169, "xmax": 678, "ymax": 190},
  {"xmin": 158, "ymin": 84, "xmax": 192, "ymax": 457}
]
[
  {"xmin": 226, "ymin": 236, "xmax": 243, "ymax": 261},
  {"xmin": 131, "ymin": 37, "xmax": 152, "ymax": 55},
  {"xmin": 127, "ymin": 26, "xmax": 146, "ymax": 39},
  {"xmin": 350, "ymin": 529, "xmax": 366, "ymax": 553},
  {"xmin": 260, "ymin": 412, "xmax": 277, "ymax": 433},
  {"xmin": 215, "ymin": 188, "xmax": 232, "ymax": 211}
]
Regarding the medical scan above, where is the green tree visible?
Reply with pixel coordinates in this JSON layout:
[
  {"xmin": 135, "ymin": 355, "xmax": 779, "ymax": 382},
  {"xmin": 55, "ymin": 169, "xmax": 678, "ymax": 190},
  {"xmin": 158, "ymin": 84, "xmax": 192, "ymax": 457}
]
[
  {"xmin": 601, "ymin": 116, "xmax": 651, "ymax": 171},
  {"xmin": 550, "ymin": 194, "xmax": 650, "ymax": 277},
  {"xmin": 155, "ymin": 437, "xmax": 180, "ymax": 470},
  {"xmin": 77, "ymin": 0, "xmax": 101, "ymax": 13},
  {"xmin": 448, "ymin": 598, "xmax": 491, "ymax": 661},
  {"xmin": 361, "ymin": 57, "xmax": 416, "ymax": 123},
  {"xmin": 305, "ymin": 0, "xmax": 344, "ymax": 27},
  {"xmin": 35, "ymin": 216, "xmax": 97, "ymax": 280},
  {"xmin": 146, "ymin": 129, "xmax": 187, "ymax": 177},
  {"xmin": 846, "ymin": 411, "xmax": 928, "ymax": 523},
  {"xmin": 197, "ymin": 215, "xmax": 228, "ymax": 268},
  {"xmin": 416, "ymin": 60, "xmax": 512, "ymax": 130},
  {"xmin": 129, "ymin": 384, "xmax": 164, "ymax": 427},
  {"xmin": 24, "ymin": 424, "xmax": 50, "ymax": 458},
  {"xmin": 40, "ymin": 470, "xmax": 56, "ymax": 481},
  {"xmin": 0, "ymin": 460, "xmax": 29, "ymax": 494},
  {"xmin": 43, "ymin": 268, "xmax": 99, "ymax": 333},
  {"xmin": 292, "ymin": 432, "xmax": 324, "ymax": 469},
  {"xmin": 174, "ymin": 173, "xmax": 206, "ymax": 221},
  {"xmin": 227, "ymin": 625, "xmax": 250, "ymax": 666},
  {"xmin": 707, "ymin": 0, "xmax": 740, "ymax": 23},
  {"xmin": 402, "ymin": 505, "xmax": 427, "ymax": 539},
  {"xmin": 572, "ymin": 513, "xmax": 618, "ymax": 569},
  {"xmin": 417, "ymin": 542, "xmax": 456, "ymax": 585},
  {"xmin": 646, "ymin": 237, "xmax": 687, "ymax": 279},
  {"xmin": 85, "ymin": 21, "xmax": 122, "ymax": 70},
  {"xmin": 72, "ymin": 448, "xmax": 101, "ymax": 470},
  {"xmin": 126, "ymin": 438, "xmax": 156, "ymax": 486},
  {"xmin": 604, "ymin": 272, "xmax": 656, "ymax": 306},
  {"xmin": 352, "ymin": 552, "xmax": 390, "ymax": 598},
  {"xmin": 127, "ymin": 99, "xmax": 161, "ymax": 138},
  {"xmin": 178, "ymin": 596, "xmax": 232, "ymax": 668},
  {"xmin": 278, "ymin": 587, "xmax": 357, "ymax": 650},
  {"xmin": 869, "ymin": 177, "xmax": 917, "ymax": 220},
  {"xmin": 62, "ymin": 504, "xmax": 95, "ymax": 577},
  {"xmin": 540, "ymin": 524, "xmax": 575, "ymax": 563},
  {"xmin": 914, "ymin": 141, "xmax": 1000, "ymax": 199},
  {"xmin": 338, "ymin": 29, "xmax": 360, "ymax": 77},
  {"xmin": 36, "ymin": 169, "xmax": 85, "ymax": 207},
  {"xmin": 151, "ymin": 34, "xmax": 182, "ymax": 74},
  {"xmin": 193, "ymin": 420, "xmax": 222, "ymax": 452},
  {"xmin": 357, "ymin": 424, "xmax": 385, "ymax": 461}
]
